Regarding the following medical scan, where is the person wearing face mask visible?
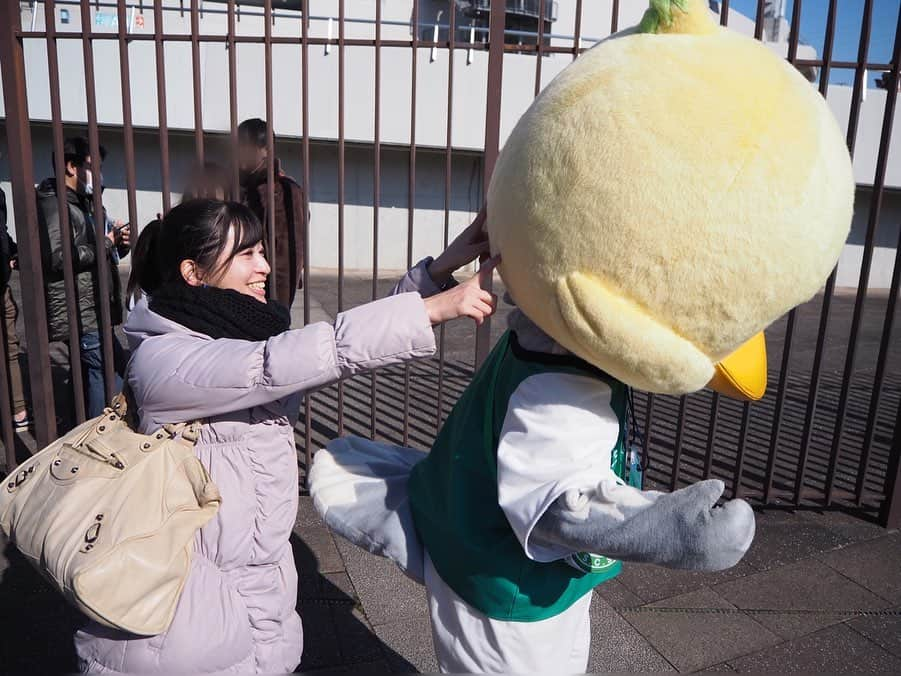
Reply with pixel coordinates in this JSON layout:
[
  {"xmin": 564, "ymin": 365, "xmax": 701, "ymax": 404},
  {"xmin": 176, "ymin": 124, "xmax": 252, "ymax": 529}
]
[
  {"xmin": 237, "ymin": 118, "xmax": 306, "ymax": 310},
  {"xmin": 35, "ymin": 136, "xmax": 130, "ymax": 420}
]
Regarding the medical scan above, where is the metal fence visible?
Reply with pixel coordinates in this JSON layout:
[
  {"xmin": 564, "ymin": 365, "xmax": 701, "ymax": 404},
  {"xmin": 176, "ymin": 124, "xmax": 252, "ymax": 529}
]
[{"xmin": 1, "ymin": 1, "xmax": 899, "ymax": 527}]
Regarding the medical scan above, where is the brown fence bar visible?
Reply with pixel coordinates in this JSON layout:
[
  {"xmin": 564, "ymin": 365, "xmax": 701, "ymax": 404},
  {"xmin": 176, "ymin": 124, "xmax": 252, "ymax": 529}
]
[
  {"xmin": 370, "ymin": 0, "xmax": 383, "ymax": 439},
  {"xmin": 402, "ymin": 2, "xmax": 421, "ymax": 446},
  {"xmin": 116, "ymin": 1, "xmax": 138, "ymax": 234},
  {"xmin": 475, "ymin": 2, "xmax": 506, "ymax": 369},
  {"xmin": 154, "ymin": 0, "xmax": 172, "ymax": 213},
  {"xmin": 703, "ymin": 393, "xmax": 720, "ymax": 479},
  {"xmin": 843, "ymin": 0, "xmax": 878, "ymax": 504},
  {"xmin": 0, "ymin": 1, "xmax": 58, "ymax": 447},
  {"xmin": 15, "ymin": 31, "xmax": 495, "ymax": 49},
  {"xmin": 44, "ymin": 0, "xmax": 88, "ymax": 425},
  {"xmin": 705, "ymin": 0, "xmax": 740, "ymax": 485},
  {"xmin": 611, "ymin": 0, "xmax": 620, "ymax": 34},
  {"xmin": 756, "ymin": 0, "xmax": 775, "ymax": 500},
  {"xmin": 264, "ymin": 0, "xmax": 278, "ymax": 303},
  {"xmin": 436, "ymin": 0, "xmax": 457, "ymax": 432},
  {"xmin": 670, "ymin": 396, "xmax": 689, "ymax": 489},
  {"xmin": 766, "ymin": 0, "xmax": 804, "ymax": 504},
  {"xmin": 335, "ymin": 0, "xmax": 346, "ymax": 435},
  {"xmin": 793, "ymin": 0, "xmax": 843, "ymax": 504},
  {"xmin": 881, "ymin": 396, "xmax": 901, "ymax": 528},
  {"xmin": 641, "ymin": 392, "xmax": 655, "ymax": 483},
  {"xmin": 0, "ymin": 329, "xmax": 14, "ymax": 471},
  {"xmin": 228, "ymin": 0, "xmax": 239, "ymax": 200},
  {"xmin": 754, "ymin": 0, "xmax": 765, "ymax": 40},
  {"xmin": 827, "ymin": 5, "xmax": 901, "ymax": 506},
  {"xmin": 572, "ymin": 0, "xmax": 583, "ymax": 59},
  {"xmin": 301, "ymin": 0, "xmax": 313, "ymax": 479},
  {"xmin": 534, "ymin": 0, "xmax": 546, "ymax": 98},
  {"xmin": 191, "ymin": 0, "xmax": 204, "ymax": 165},
  {"xmin": 733, "ymin": 395, "xmax": 751, "ymax": 496},
  {"xmin": 14, "ymin": 33, "xmax": 879, "ymax": 67},
  {"xmin": 732, "ymin": 402, "xmax": 752, "ymax": 498},
  {"xmin": 79, "ymin": 0, "xmax": 118, "ymax": 406},
  {"xmin": 863, "ymin": 190, "xmax": 901, "ymax": 509}
]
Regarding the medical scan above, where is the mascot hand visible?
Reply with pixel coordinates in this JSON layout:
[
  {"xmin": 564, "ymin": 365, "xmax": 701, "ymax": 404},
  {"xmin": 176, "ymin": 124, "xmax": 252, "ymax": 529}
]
[{"xmin": 532, "ymin": 479, "xmax": 755, "ymax": 572}]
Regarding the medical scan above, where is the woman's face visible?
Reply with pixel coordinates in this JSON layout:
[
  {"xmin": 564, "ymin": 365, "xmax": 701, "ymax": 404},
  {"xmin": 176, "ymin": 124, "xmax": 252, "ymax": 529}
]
[{"xmin": 208, "ymin": 228, "xmax": 271, "ymax": 303}]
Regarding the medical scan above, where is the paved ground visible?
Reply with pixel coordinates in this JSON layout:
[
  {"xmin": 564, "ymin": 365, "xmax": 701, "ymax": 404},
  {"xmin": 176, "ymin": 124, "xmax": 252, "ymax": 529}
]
[
  {"xmin": 1, "ymin": 270, "xmax": 899, "ymax": 673},
  {"xmin": 290, "ymin": 497, "xmax": 901, "ymax": 674}
]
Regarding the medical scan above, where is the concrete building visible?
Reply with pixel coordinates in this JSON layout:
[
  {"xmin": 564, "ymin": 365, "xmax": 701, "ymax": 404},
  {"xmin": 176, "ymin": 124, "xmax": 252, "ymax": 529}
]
[{"xmin": 1, "ymin": 0, "xmax": 898, "ymax": 287}]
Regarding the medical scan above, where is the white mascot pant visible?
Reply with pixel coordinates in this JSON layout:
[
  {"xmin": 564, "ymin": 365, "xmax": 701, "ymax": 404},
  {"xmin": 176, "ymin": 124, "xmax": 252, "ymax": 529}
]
[{"xmin": 424, "ymin": 555, "xmax": 592, "ymax": 673}]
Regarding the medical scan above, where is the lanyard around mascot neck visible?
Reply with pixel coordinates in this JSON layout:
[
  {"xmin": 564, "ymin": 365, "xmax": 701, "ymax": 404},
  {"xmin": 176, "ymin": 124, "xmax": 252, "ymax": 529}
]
[{"xmin": 626, "ymin": 388, "xmax": 650, "ymax": 474}]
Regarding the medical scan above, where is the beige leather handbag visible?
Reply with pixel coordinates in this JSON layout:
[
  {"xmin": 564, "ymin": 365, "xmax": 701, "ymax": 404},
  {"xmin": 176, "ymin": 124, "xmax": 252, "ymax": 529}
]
[{"xmin": 0, "ymin": 394, "xmax": 221, "ymax": 636}]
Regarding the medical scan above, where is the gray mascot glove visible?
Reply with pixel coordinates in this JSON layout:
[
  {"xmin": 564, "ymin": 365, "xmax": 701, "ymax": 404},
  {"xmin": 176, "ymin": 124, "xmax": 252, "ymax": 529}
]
[{"xmin": 531, "ymin": 478, "xmax": 755, "ymax": 572}]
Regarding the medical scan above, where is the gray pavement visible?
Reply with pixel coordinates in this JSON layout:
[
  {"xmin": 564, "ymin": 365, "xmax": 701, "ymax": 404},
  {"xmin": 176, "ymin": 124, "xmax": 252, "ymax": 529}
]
[
  {"xmin": 291, "ymin": 496, "xmax": 901, "ymax": 674},
  {"xmin": 1, "ymin": 270, "xmax": 899, "ymax": 673}
]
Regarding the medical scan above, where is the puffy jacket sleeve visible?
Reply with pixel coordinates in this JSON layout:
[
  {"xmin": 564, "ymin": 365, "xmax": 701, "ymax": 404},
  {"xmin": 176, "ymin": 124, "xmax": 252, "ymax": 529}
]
[
  {"xmin": 131, "ymin": 292, "xmax": 436, "ymax": 425},
  {"xmin": 391, "ymin": 257, "xmax": 447, "ymax": 298}
]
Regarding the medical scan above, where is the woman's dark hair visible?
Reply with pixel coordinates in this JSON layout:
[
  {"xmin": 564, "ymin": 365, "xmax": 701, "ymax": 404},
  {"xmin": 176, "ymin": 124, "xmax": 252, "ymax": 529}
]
[{"xmin": 127, "ymin": 199, "xmax": 264, "ymax": 304}]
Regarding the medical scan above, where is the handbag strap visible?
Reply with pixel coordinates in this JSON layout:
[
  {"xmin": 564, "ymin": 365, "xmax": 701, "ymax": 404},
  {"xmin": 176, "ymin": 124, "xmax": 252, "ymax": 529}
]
[
  {"xmin": 163, "ymin": 421, "xmax": 202, "ymax": 447},
  {"xmin": 111, "ymin": 361, "xmax": 204, "ymax": 447}
]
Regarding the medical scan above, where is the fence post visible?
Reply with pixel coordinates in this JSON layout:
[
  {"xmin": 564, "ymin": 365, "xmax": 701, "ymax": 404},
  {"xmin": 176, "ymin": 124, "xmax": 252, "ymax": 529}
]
[
  {"xmin": 0, "ymin": 2, "xmax": 58, "ymax": 449},
  {"xmin": 879, "ymin": 398, "xmax": 901, "ymax": 529},
  {"xmin": 475, "ymin": 0, "xmax": 506, "ymax": 368}
]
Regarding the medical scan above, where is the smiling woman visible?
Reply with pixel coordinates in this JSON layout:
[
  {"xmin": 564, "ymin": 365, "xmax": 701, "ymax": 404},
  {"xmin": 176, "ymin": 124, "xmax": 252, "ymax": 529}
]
[{"xmin": 74, "ymin": 197, "xmax": 497, "ymax": 674}]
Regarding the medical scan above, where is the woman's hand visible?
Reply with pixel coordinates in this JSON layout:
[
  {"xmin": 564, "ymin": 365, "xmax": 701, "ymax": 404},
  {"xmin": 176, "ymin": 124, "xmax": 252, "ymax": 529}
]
[
  {"xmin": 424, "ymin": 255, "xmax": 500, "ymax": 326},
  {"xmin": 427, "ymin": 206, "xmax": 490, "ymax": 286}
]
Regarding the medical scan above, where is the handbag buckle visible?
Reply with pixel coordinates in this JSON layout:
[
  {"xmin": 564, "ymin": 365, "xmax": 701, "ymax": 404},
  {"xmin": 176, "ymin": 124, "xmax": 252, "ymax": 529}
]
[{"xmin": 6, "ymin": 463, "xmax": 38, "ymax": 492}]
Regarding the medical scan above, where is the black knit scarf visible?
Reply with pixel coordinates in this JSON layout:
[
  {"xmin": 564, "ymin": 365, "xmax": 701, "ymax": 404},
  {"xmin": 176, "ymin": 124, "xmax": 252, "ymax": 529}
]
[{"xmin": 149, "ymin": 283, "xmax": 291, "ymax": 341}]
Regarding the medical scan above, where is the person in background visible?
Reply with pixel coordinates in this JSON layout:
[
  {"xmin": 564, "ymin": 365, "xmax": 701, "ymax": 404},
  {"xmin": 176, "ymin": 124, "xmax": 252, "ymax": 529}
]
[
  {"xmin": 0, "ymin": 174, "xmax": 30, "ymax": 430},
  {"xmin": 238, "ymin": 118, "xmax": 306, "ymax": 309},
  {"xmin": 181, "ymin": 161, "xmax": 233, "ymax": 202},
  {"xmin": 35, "ymin": 136, "xmax": 130, "ymax": 419}
]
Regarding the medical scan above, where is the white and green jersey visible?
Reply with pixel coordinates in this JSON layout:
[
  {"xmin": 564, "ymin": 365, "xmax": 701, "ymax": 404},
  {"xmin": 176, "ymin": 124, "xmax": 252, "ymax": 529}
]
[{"xmin": 409, "ymin": 330, "xmax": 628, "ymax": 622}]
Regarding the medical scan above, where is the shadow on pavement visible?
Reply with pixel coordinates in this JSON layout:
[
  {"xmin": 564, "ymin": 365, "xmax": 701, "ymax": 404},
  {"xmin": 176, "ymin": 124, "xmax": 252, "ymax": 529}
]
[
  {"xmin": 0, "ymin": 542, "xmax": 82, "ymax": 673},
  {"xmin": 292, "ymin": 534, "xmax": 416, "ymax": 674}
]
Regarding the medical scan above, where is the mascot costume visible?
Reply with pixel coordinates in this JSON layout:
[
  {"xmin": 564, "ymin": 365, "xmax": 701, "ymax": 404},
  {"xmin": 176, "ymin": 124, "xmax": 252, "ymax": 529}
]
[{"xmin": 309, "ymin": 0, "xmax": 854, "ymax": 671}]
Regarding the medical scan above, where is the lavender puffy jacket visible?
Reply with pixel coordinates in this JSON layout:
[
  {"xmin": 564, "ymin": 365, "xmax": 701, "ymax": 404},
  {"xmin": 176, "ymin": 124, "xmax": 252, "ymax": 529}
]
[{"xmin": 74, "ymin": 263, "xmax": 440, "ymax": 674}]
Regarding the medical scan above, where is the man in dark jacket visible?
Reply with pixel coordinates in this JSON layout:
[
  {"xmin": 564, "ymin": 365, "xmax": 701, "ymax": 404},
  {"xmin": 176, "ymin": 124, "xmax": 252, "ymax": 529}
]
[
  {"xmin": 237, "ymin": 118, "xmax": 306, "ymax": 309},
  {"xmin": 36, "ymin": 136, "xmax": 130, "ymax": 417}
]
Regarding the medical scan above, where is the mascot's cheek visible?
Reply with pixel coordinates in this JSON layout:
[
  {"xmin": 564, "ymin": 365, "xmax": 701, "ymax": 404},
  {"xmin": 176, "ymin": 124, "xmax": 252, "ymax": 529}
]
[{"xmin": 555, "ymin": 271, "xmax": 714, "ymax": 394}]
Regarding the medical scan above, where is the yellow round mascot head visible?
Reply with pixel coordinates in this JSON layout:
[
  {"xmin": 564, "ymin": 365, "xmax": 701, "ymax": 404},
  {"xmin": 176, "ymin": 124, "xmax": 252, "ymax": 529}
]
[{"xmin": 487, "ymin": 0, "xmax": 854, "ymax": 398}]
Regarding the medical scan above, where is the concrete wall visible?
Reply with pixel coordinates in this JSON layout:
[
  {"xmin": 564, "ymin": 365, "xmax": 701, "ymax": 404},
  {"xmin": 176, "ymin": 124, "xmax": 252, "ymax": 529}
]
[
  {"xmin": 836, "ymin": 188, "xmax": 901, "ymax": 290},
  {"xmin": 0, "ymin": 125, "xmax": 485, "ymax": 271}
]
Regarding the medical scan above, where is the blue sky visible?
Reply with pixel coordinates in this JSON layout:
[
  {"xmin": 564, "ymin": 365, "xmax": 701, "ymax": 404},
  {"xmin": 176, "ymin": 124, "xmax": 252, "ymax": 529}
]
[{"xmin": 728, "ymin": 0, "xmax": 899, "ymax": 87}]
